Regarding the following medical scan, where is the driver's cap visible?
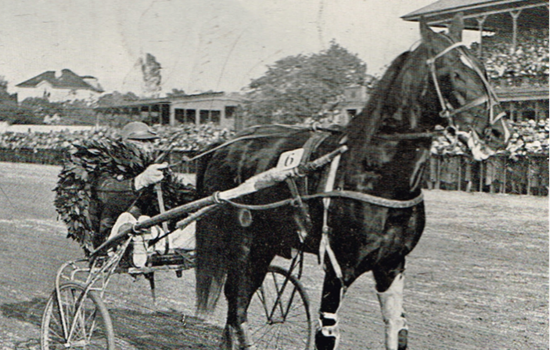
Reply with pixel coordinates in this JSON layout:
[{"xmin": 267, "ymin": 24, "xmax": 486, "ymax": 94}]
[{"xmin": 121, "ymin": 121, "xmax": 159, "ymax": 140}]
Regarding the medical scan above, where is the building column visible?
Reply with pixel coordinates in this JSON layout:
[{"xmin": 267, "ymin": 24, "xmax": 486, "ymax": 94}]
[
  {"xmin": 509, "ymin": 10, "xmax": 522, "ymax": 54},
  {"xmin": 476, "ymin": 15, "xmax": 487, "ymax": 57}
]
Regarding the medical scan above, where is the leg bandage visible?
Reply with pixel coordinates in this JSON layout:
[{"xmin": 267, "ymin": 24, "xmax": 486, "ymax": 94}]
[
  {"xmin": 377, "ymin": 274, "xmax": 408, "ymax": 350},
  {"xmin": 316, "ymin": 312, "xmax": 340, "ymax": 350}
]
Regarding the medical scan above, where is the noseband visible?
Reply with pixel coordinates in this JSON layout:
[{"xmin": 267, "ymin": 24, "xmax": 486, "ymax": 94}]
[{"xmin": 426, "ymin": 41, "xmax": 505, "ymax": 127}]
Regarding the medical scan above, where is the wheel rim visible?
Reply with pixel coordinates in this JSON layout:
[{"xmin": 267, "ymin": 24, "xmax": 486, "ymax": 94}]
[
  {"xmin": 247, "ymin": 268, "xmax": 311, "ymax": 350},
  {"xmin": 42, "ymin": 284, "xmax": 111, "ymax": 349}
]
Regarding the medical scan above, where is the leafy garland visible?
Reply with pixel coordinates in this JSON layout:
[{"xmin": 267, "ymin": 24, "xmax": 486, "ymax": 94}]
[{"xmin": 54, "ymin": 137, "xmax": 196, "ymax": 254}]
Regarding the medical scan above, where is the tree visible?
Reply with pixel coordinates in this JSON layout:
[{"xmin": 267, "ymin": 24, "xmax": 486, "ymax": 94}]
[
  {"xmin": 244, "ymin": 41, "xmax": 367, "ymax": 125},
  {"xmin": 0, "ymin": 76, "xmax": 18, "ymax": 104},
  {"xmin": 96, "ymin": 91, "xmax": 139, "ymax": 107},
  {"xmin": 166, "ymin": 88, "xmax": 186, "ymax": 97},
  {"xmin": 140, "ymin": 53, "xmax": 162, "ymax": 98},
  {"xmin": 0, "ymin": 76, "xmax": 9, "ymax": 99}
]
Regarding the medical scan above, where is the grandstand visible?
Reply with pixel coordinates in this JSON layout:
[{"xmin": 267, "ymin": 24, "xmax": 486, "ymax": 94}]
[{"xmin": 402, "ymin": 0, "xmax": 549, "ymax": 123}]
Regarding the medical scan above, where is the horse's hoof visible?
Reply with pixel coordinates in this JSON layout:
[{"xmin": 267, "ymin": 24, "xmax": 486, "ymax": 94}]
[
  {"xmin": 315, "ymin": 329, "xmax": 339, "ymax": 350},
  {"xmin": 398, "ymin": 329, "xmax": 408, "ymax": 350},
  {"xmin": 221, "ymin": 324, "xmax": 256, "ymax": 350}
]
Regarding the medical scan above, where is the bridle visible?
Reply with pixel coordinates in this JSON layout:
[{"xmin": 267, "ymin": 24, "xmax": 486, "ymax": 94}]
[{"xmin": 426, "ymin": 41, "xmax": 506, "ymax": 128}]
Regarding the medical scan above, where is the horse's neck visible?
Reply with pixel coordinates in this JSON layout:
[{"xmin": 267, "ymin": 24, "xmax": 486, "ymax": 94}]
[
  {"xmin": 339, "ymin": 134, "xmax": 430, "ymax": 199},
  {"xmin": 342, "ymin": 96, "xmax": 430, "ymax": 197}
]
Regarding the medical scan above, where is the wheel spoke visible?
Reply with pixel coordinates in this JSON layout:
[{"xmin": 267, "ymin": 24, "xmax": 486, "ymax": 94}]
[
  {"xmin": 248, "ymin": 266, "xmax": 311, "ymax": 350},
  {"xmin": 41, "ymin": 282, "xmax": 114, "ymax": 350}
]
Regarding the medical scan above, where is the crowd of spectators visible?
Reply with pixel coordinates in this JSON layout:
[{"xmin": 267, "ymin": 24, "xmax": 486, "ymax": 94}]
[
  {"xmin": 431, "ymin": 118, "xmax": 549, "ymax": 158},
  {"xmin": 1, "ymin": 118, "xmax": 546, "ymax": 160},
  {"xmin": 470, "ymin": 28, "xmax": 549, "ymax": 87},
  {"xmin": 0, "ymin": 123, "xmax": 233, "ymax": 152}
]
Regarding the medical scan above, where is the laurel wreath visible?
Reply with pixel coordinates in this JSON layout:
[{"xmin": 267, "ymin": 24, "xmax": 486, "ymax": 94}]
[{"xmin": 54, "ymin": 137, "xmax": 196, "ymax": 254}]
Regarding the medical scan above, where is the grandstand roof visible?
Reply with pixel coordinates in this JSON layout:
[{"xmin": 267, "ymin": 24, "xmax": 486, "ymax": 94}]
[
  {"xmin": 496, "ymin": 86, "xmax": 549, "ymax": 101},
  {"xmin": 402, "ymin": 0, "xmax": 549, "ymax": 31}
]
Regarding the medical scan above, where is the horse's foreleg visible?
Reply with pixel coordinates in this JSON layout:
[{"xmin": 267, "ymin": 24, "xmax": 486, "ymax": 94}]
[
  {"xmin": 315, "ymin": 268, "xmax": 347, "ymax": 350},
  {"xmin": 373, "ymin": 264, "xmax": 408, "ymax": 350}
]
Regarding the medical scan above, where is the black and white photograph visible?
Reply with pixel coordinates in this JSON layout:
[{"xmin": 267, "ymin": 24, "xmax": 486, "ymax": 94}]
[{"xmin": 0, "ymin": 1, "xmax": 547, "ymax": 349}]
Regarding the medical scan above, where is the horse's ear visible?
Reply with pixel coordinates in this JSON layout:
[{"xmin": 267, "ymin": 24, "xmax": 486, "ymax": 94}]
[
  {"xmin": 448, "ymin": 13, "xmax": 464, "ymax": 42},
  {"xmin": 420, "ymin": 16, "xmax": 435, "ymax": 43}
]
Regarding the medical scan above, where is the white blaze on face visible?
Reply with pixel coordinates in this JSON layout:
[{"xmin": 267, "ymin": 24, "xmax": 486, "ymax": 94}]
[{"xmin": 466, "ymin": 131, "xmax": 495, "ymax": 161}]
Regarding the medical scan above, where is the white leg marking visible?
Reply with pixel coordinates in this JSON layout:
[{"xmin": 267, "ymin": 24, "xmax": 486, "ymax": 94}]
[{"xmin": 377, "ymin": 273, "xmax": 408, "ymax": 350}]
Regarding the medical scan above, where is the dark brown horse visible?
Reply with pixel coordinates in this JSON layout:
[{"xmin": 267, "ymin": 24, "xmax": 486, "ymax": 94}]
[{"xmin": 194, "ymin": 15, "xmax": 510, "ymax": 350}]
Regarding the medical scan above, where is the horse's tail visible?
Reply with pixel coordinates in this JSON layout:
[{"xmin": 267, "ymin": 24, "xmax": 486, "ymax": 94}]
[
  {"xmin": 195, "ymin": 215, "xmax": 228, "ymax": 318},
  {"xmin": 194, "ymin": 142, "xmax": 228, "ymax": 318}
]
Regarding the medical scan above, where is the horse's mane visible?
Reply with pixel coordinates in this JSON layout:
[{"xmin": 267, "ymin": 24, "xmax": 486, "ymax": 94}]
[{"xmin": 345, "ymin": 51, "xmax": 412, "ymax": 147}]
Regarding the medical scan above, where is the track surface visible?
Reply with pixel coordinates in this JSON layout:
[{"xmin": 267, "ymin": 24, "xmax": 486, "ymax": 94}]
[{"xmin": 0, "ymin": 162, "xmax": 547, "ymax": 349}]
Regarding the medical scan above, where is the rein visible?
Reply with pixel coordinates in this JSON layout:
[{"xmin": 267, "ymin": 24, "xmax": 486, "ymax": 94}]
[
  {"xmin": 168, "ymin": 124, "xmax": 343, "ymax": 169},
  {"xmin": 219, "ymin": 190, "xmax": 424, "ymax": 210}
]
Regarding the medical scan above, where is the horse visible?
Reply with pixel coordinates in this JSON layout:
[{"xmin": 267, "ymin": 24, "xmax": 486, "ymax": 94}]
[{"xmin": 194, "ymin": 15, "xmax": 510, "ymax": 350}]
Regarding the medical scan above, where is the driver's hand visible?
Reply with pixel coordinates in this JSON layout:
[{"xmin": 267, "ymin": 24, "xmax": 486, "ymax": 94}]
[{"xmin": 134, "ymin": 162, "xmax": 168, "ymax": 190}]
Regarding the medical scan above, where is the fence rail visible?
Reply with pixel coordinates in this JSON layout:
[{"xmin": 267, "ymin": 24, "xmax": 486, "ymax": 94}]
[
  {"xmin": 0, "ymin": 148, "xmax": 547, "ymax": 196},
  {"xmin": 426, "ymin": 154, "xmax": 548, "ymax": 196}
]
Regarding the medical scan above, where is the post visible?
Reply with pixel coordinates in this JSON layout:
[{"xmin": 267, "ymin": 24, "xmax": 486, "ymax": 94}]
[
  {"xmin": 527, "ymin": 158, "xmax": 532, "ymax": 196},
  {"xmin": 465, "ymin": 161, "xmax": 472, "ymax": 192},
  {"xmin": 457, "ymin": 156, "xmax": 462, "ymax": 191},
  {"xmin": 510, "ymin": 10, "xmax": 522, "ymax": 54},
  {"xmin": 436, "ymin": 156, "xmax": 441, "ymax": 190},
  {"xmin": 502, "ymin": 156, "xmax": 507, "ymax": 194},
  {"xmin": 479, "ymin": 161, "xmax": 484, "ymax": 192},
  {"xmin": 476, "ymin": 15, "xmax": 487, "ymax": 57}
]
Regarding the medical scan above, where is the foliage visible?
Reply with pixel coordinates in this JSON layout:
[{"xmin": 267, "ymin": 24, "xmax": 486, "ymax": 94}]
[
  {"xmin": 0, "ymin": 76, "xmax": 10, "ymax": 101},
  {"xmin": 244, "ymin": 41, "xmax": 367, "ymax": 125},
  {"xmin": 19, "ymin": 97, "xmax": 96, "ymax": 125},
  {"xmin": 21, "ymin": 97, "xmax": 62, "ymax": 117},
  {"xmin": 96, "ymin": 91, "xmax": 139, "ymax": 107},
  {"xmin": 0, "ymin": 102, "xmax": 38, "ymax": 124},
  {"xmin": 166, "ymin": 88, "xmax": 186, "ymax": 97},
  {"xmin": 54, "ymin": 137, "xmax": 196, "ymax": 253},
  {"xmin": 141, "ymin": 53, "xmax": 162, "ymax": 98}
]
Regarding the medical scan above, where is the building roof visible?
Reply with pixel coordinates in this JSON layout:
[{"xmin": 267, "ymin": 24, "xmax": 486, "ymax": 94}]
[
  {"xmin": 94, "ymin": 91, "xmax": 244, "ymax": 111},
  {"xmin": 16, "ymin": 69, "xmax": 104, "ymax": 93},
  {"xmin": 495, "ymin": 86, "xmax": 549, "ymax": 102},
  {"xmin": 402, "ymin": 0, "xmax": 549, "ymax": 31}
]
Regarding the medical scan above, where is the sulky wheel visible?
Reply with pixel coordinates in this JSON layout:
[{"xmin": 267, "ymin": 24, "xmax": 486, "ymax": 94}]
[
  {"xmin": 41, "ymin": 282, "xmax": 115, "ymax": 350},
  {"xmin": 247, "ymin": 265, "xmax": 312, "ymax": 350}
]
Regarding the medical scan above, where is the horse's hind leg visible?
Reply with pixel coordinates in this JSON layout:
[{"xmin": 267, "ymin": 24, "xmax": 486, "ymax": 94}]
[
  {"xmin": 222, "ymin": 233, "xmax": 274, "ymax": 350},
  {"xmin": 373, "ymin": 261, "xmax": 408, "ymax": 350}
]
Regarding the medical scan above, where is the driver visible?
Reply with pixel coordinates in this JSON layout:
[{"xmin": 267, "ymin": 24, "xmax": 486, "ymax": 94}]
[{"xmin": 91, "ymin": 121, "xmax": 168, "ymax": 248}]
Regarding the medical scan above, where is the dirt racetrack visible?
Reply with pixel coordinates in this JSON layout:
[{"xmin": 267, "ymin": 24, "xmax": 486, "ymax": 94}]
[{"xmin": 0, "ymin": 161, "xmax": 547, "ymax": 349}]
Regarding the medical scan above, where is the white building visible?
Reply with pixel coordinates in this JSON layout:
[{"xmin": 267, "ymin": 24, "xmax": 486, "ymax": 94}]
[{"xmin": 16, "ymin": 69, "xmax": 104, "ymax": 103}]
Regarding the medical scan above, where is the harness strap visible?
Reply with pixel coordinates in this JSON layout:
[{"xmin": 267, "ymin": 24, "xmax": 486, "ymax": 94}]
[
  {"xmin": 319, "ymin": 150, "xmax": 343, "ymax": 280},
  {"xmin": 426, "ymin": 41, "xmax": 505, "ymax": 125}
]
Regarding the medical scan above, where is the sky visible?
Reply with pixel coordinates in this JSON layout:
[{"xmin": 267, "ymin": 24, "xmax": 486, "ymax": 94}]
[{"xmin": 0, "ymin": 0, "xmax": 472, "ymax": 96}]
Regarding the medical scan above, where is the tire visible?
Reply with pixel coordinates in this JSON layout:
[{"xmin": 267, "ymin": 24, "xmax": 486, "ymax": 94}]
[
  {"xmin": 247, "ymin": 265, "xmax": 312, "ymax": 350},
  {"xmin": 41, "ymin": 282, "xmax": 115, "ymax": 350}
]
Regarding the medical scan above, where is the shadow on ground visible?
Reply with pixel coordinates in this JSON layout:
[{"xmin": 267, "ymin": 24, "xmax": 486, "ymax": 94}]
[{"xmin": 1, "ymin": 299, "xmax": 223, "ymax": 349}]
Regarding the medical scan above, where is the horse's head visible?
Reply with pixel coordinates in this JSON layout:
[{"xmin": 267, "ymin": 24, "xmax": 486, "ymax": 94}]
[{"xmin": 419, "ymin": 14, "xmax": 510, "ymax": 160}]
